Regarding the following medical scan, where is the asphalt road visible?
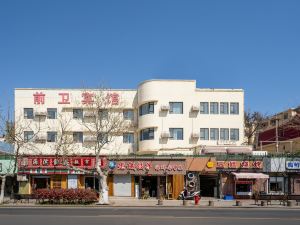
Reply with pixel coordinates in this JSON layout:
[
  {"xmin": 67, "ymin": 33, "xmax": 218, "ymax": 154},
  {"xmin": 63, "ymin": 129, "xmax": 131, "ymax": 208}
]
[{"xmin": 0, "ymin": 207, "xmax": 300, "ymax": 225}]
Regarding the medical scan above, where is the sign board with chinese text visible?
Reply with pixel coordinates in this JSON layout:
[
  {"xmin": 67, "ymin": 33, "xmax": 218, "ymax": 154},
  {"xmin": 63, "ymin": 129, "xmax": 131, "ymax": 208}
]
[
  {"xmin": 217, "ymin": 160, "xmax": 263, "ymax": 170},
  {"xmin": 109, "ymin": 159, "xmax": 186, "ymax": 175},
  {"xmin": 286, "ymin": 161, "xmax": 300, "ymax": 170}
]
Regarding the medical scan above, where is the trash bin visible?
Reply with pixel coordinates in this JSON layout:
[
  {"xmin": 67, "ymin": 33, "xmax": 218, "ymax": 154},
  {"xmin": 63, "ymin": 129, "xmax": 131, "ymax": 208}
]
[{"xmin": 194, "ymin": 195, "xmax": 200, "ymax": 205}]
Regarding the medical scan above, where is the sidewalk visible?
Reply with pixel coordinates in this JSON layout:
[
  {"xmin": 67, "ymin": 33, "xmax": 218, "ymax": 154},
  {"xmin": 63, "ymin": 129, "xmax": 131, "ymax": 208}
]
[
  {"xmin": 108, "ymin": 197, "xmax": 300, "ymax": 208},
  {"xmin": 1, "ymin": 197, "xmax": 300, "ymax": 208}
]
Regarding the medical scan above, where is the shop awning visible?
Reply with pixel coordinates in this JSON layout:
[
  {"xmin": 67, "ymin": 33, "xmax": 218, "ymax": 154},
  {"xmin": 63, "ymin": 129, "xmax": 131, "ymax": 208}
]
[
  {"xmin": 232, "ymin": 172, "xmax": 269, "ymax": 179},
  {"xmin": 226, "ymin": 147, "xmax": 253, "ymax": 154},
  {"xmin": 202, "ymin": 147, "xmax": 227, "ymax": 154}
]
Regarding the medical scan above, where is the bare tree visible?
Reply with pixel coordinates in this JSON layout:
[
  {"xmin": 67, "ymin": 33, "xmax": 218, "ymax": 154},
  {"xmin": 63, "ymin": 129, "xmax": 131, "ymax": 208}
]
[
  {"xmin": 0, "ymin": 107, "xmax": 43, "ymax": 203},
  {"xmin": 78, "ymin": 89, "xmax": 128, "ymax": 204},
  {"xmin": 244, "ymin": 110, "xmax": 267, "ymax": 146}
]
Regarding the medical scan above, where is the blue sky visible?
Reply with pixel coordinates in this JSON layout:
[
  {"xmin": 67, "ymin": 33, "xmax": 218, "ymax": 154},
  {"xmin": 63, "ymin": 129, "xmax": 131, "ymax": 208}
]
[{"xmin": 0, "ymin": 0, "xmax": 299, "ymax": 115}]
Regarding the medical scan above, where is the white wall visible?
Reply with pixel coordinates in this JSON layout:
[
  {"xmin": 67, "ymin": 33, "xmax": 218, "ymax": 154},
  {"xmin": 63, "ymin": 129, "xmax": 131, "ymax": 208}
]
[{"xmin": 15, "ymin": 80, "xmax": 245, "ymax": 155}]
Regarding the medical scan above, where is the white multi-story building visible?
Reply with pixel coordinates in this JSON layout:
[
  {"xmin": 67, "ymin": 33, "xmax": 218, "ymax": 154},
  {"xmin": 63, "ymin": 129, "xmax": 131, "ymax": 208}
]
[{"xmin": 15, "ymin": 79, "xmax": 247, "ymax": 156}]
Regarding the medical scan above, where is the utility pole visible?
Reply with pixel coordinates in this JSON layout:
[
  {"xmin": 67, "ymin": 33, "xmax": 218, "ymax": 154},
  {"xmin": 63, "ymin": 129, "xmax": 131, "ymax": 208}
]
[{"xmin": 275, "ymin": 117, "xmax": 279, "ymax": 153}]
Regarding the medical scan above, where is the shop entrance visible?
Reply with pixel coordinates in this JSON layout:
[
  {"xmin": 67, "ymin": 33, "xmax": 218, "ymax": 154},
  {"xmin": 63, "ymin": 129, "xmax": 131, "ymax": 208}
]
[
  {"xmin": 141, "ymin": 176, "xmax": 157, "ymax": 198},
  {"xmin": 199, "ymin": 175, "xmax": 218, "ymax": 197},
  {"xmin": 138, "ymin": 176, "xmax": 167, "ymax": 199},
  {"xmin": 32, "ymin": 176, "xmax": 50, "ymax": 190},
  {"xmin": 85, "ymin": 176, "xmax": 99, "ymax": 191}
]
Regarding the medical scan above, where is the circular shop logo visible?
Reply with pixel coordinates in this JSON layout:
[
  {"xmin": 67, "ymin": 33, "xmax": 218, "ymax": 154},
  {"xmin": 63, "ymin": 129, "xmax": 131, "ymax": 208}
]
[{"xmin": 108, "ymin": 161, "xmax": 117, "ymax": 170}]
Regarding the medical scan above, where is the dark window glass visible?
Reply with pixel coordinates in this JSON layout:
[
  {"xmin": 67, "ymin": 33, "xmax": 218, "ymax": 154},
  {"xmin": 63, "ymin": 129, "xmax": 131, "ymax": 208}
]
[{"xmin": 24, "ymin": 108, "xmax": 34, "ymax": 119}]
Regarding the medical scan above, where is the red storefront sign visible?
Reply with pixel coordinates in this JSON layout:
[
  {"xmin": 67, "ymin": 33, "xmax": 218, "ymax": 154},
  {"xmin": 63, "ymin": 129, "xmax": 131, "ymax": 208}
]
[
  {"xmin": 32, "ymin": 91, "xmax": 120, "ymax": 105},
  {"xmin": 110, "ymin": 160, "xmax": 186, "ymax": 175},
  {"xmin": 18, "ymin": 156, "xmax": 106, "ymax": 171}
]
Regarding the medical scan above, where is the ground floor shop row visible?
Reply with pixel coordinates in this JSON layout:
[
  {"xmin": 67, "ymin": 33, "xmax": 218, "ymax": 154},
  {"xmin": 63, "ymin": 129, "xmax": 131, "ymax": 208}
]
[{"xmin": 16, "ymin": 156, "xmax": 300, "ymax": 199}]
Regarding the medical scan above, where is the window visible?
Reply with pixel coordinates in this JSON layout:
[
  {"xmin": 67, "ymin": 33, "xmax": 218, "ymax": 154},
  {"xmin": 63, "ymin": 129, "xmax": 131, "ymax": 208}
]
[
  {"xmin": 230, "ymin": 103, "xmax": 239, "ymax": 115},
  {"xmin": 99, "ymin": 109, "xmax": 108, "ymax": 120},
  {"xmin": 200, "ymin": 128, "xmax": 209, "ymax": 140},
  {"xmin": 210, "ymin": 102, "xmax": 219, "ymax": 114},
  {"xmin": 123, "ymin": 133, "xmax": 134, "ymax": 143},
  {"xmin": 24, "ymin": 108, "xmax": 34, "ymax": 119},
  {"xmin": 52, "ymin": 176, "xmax": 62, "ymax": 189},
  {"xmin": 169, "ymin": 102, "xmax": 183, "ymax": 114},
  {"xmin": 169, "ymin": 128, "xmax": 183, "ymax": 140},
  {"xmin": 230, "ymin": 128, "xmax": 239, "ymax": 141},
  {"xmin": 139, "ymin": 102, "xmax": 154, "ymax": 116},
  {"xmin": 73, "ymin": 109, "xmax": 83, "ymax": 119},
  {"xmin": 123, "ymin": 109, "xmax": 134, "ymax": 120},
  {"xmin": 200, "ymin": 102, "xmax": 209, "ymax": 114},
  {"xmin": 283, "ymin": 113, "xmax": 288, "ymax": 120},
  {"xmin": 140, "ymin": 128, "xmax": 154, "ymax": 141},
  {"xmin": 98, "ymin": 133, "xmax": 108, "ymax": 143},
  {"xmin": 47, "ymin": 108, "xmax": 57, "ymax": 119},
  {"xmin": 210, "ymin": 128, "xmax": 219, "ymax": 140},
  {"xmin": 73, "ymin": 132, "xmax": 83, "ymax": 143},
  {"xmin": 47, "ymin": 131, "xmax": 57, "ymax": 142},
  {"xmin": 220, "ymin": 128, "xmax": 229, "ymax": 140},
  {"xmin": 269, "ymin": 177, "xmax": 284, "ymax": 193},
  {"xmin": 24, "ymin": 131, "xmax": 34, "ymax": 142},
  {"xmin": 220, "ymin": 102, "xmax": 229, "ymax": 114}
]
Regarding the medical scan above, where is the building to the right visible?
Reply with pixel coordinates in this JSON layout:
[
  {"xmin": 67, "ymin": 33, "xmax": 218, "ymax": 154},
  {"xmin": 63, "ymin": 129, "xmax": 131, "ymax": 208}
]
[{"xmin": 257, "ymin": 106, "xmax": 300, "ymax": 153}]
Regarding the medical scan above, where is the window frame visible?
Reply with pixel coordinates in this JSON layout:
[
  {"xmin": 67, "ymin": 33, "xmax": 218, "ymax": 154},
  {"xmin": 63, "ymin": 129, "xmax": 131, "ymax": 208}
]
[
  {"xmin": 210, "ymin": 128, "xmax": 219, "ymax": 140},
  {"xmin": 230, "ymin": 102, "xmax": 239, "ymax": 115},
  {"xmin": 200, "ymin": 102, "xmax": 209, "ymax": 114},
  {"xmin": 47, "ymin": 108, "xmax": 57, "ymax": 119},
  {"xmin": 73, "ymin": 132, "xmax": 83, "ymax": 143},
  {"xmin": 139, "ymin": 102, "xmax": 154, "ymax": 116},
  {"xmin": 24, "ymin": 131, "xmax": 34, "ymax": 142},
  {"xmin": 123, "ymin": 109, "xmax": 134, "ymax": 120},
  {"xmin": 24, "ymin": 108, "xmax": 34, "ymax": 119},
  {"xmin": 123, "ymin": 133, "xmax": 134, "ymax": 143},
  {"xmin": 210, "ymin": 102, "xmax": 219, "ymax": 114},
  {"xmin": 73, "ymin": 108, "xmax": 83, "ymax": 119},
  {"xmin": 169, "ymin": 128, "xmax": 184, "ymax": 140},
  {"xmin": 47, "ymin": 131, "xmax": 57, "ymax": 142},
  {"xmin": 230, "ymin": 128, "xmax": 239, "ymax": 141},
  {"xmin": 220, "ymin": 102, "xmax": 229, "ymax": 114},
  {"xmin": 140, "ymin": 128, "xmax": 155, "ymax": 141},
  {"xmin": 200, "ymin": 128, "xmax": 209, "ymax": 140},
  {"xmin": 169, "ymin": 102, "xmax": 183, "ymax": 114},
  {"xmin": 99, "ymin": 109, "xmax": 108, "ymax": 120},
  {"xmin": 220, "ymin": 128, "xmax": 229, "ymax": 140}
]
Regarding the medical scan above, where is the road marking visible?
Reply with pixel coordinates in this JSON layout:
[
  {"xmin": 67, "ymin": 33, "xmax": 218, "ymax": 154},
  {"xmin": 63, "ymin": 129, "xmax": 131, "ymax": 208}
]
[{"xmin": 1, "ymin": 214, "xmax": 300, "ymax": 221}]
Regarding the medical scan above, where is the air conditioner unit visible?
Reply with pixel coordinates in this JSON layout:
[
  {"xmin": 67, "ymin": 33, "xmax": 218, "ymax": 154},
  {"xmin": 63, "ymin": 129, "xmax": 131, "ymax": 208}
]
[
  {"xmin": 191, "ymin": 132, "xmax": 200, "ymax": 139},
  {"xmin": 35, "ymin": 111, "xmax": 47, "ymax": 117},
  {"xmin": 161, "ymin": 132, "xmax": 170, "ymax": 138},
  {"xmin": 191, "ymin": 105, "xmax": 199, "ymax": 112},
  {"xmin": 34, "ymin": 135, "xmax": 46, "ymax": 143},
  {"xmin": 84, "ymin": 136, "xmax": 97, "ymax": 143},
  {"xmin": 160, "ymin": 105, "xmax": 170, "ymax": 111},
  {"xmin": 17, "ymin": 175, "xmax": 28, "ymax": 182},
  {"xmin": 84, "ymin": 112, "xmax": 96, "ymax": 118}
]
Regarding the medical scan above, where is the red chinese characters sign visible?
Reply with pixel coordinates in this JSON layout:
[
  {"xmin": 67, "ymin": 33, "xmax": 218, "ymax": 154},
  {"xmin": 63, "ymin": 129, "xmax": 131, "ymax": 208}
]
[
  {"xmin": 216, "ymin": 161, "xmax": 263, "ymax": 170},
  {"xmin": 110, "ymin": 160, "xmax": 186, "ymax": 175},
  {"xmin": 18, "ymin": 156, "xmax": 106, "ymax": 171},
  {"xmin": 58, "ymin": 93, "xmax": 70, "ymax": 104},
  {"xmin": 33, "ymin": 92, "xmax": 45, "ymax": 104},
  {"xmin": 32, "ymin": 91, "xmax": 120, "ymax": 105}
]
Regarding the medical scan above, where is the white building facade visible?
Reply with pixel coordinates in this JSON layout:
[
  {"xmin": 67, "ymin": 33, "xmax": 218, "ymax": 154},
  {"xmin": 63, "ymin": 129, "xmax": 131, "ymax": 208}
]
[{"xmin": 15, "ymin": 79, "xmax": 247, "ymax": 156}]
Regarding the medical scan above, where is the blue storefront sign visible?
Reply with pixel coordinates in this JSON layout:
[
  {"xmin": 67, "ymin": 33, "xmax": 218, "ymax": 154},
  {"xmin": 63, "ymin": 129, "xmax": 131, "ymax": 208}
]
[{"xmin": 286, "ymin": 161, "xmax": 300, "ymax": 170}]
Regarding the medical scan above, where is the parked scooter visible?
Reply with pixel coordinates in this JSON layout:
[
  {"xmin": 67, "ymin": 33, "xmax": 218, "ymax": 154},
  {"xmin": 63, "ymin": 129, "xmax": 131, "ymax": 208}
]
[{"xmin": 178, "ymin": 188, "xmax": 200, "ymax": 200}]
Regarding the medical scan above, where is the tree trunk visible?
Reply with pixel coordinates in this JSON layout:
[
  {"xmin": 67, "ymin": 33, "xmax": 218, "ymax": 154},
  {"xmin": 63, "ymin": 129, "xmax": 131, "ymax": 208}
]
[
  {"xmin": 95, "ymin": 154, "xmax": 109, "ymax": 205},
  {"xmin": 98, "ymin": 173, "xmax": 109, "ymax": 204},
  {"xmin": 0, "ymin": 176, "xmax": 6, "ymax": 204}
]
